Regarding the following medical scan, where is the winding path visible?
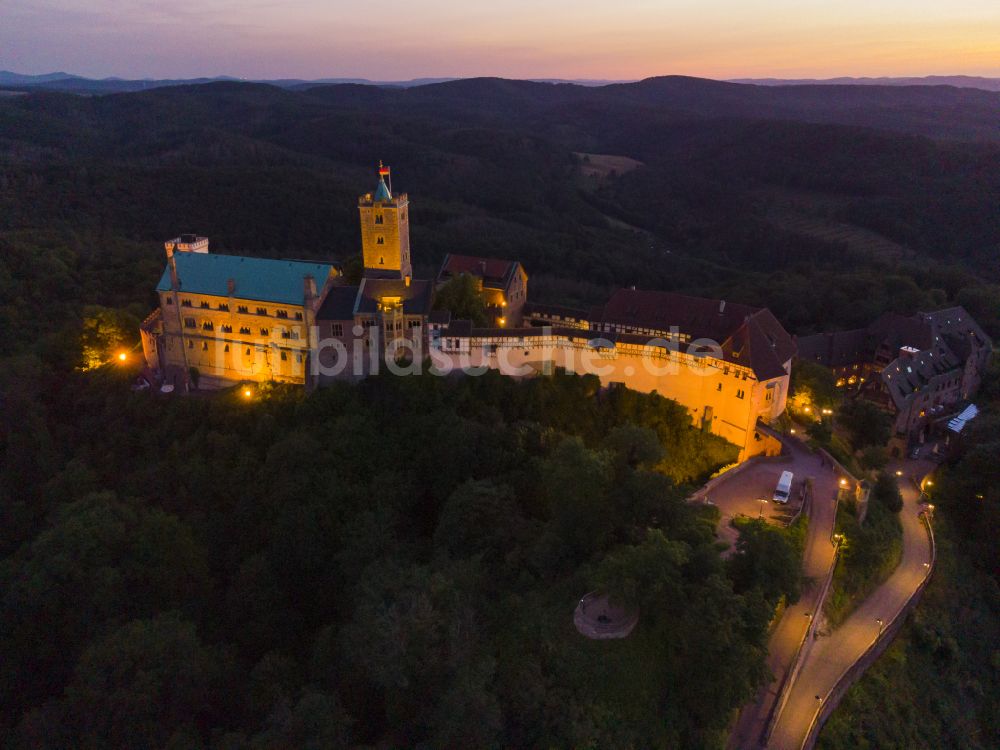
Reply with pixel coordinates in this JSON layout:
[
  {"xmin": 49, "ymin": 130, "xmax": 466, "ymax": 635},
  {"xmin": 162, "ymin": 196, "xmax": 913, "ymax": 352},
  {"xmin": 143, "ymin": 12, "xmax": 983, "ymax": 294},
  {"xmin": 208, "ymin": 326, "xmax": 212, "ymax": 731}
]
[
  {"xmin": 727, "ymin": 438, "xmax": 841, "ymax": 749},
  {"xmin": 767, "ymin": 458, "xmax": 934, "ymax": 749}
]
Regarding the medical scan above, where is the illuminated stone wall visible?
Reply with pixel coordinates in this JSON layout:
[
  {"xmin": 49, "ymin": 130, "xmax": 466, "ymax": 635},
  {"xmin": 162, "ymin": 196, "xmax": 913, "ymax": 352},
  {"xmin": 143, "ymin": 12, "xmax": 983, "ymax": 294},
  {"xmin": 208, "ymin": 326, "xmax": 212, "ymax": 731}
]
[
  {"xmin": 157, "ymin": 289, "xmax": 318, "ymax": 386},
  {"xmin": 432, "ymin": 334, "xmax": 789, "ymax": 460}
]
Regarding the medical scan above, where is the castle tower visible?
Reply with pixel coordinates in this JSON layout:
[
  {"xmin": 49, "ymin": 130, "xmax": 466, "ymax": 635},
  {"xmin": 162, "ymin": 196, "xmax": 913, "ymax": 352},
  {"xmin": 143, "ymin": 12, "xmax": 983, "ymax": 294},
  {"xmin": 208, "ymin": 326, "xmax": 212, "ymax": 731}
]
[{"xmin": 359, "ymin": 163, "xmax": 412, "ymax": 279}]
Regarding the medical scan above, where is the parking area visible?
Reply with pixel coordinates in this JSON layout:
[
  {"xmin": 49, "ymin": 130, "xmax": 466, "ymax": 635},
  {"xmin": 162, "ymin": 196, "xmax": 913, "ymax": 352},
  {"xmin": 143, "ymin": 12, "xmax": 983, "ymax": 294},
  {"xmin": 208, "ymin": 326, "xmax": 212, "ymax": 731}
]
[{"xmin": 703, "ymin": 459, "xmax": 806, "ymax": 551}]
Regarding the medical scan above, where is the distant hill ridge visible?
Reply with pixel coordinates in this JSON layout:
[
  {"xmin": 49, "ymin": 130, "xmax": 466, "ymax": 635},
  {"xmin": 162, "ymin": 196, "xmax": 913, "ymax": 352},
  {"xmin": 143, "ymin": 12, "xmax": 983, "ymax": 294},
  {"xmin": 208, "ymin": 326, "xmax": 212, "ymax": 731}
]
[
  {"xmin": 5, "ymin": 69, "xmax": 1000, "ymax": 94},
  {"xmin": 731, "ymin": 75, "xmax": 1000, "ymax": 92},
  {"xmin": 0, "ymin": 70, "xmax": 630, "ymax": 93}
]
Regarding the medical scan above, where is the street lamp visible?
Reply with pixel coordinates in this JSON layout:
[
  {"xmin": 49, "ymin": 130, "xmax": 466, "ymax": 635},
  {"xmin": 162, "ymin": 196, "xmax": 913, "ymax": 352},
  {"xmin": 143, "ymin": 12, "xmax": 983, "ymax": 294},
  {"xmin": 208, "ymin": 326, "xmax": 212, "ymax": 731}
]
[
  {"xmin": 895, "ymin": 470, "xmax": 903, "ymax": 476},
  {"xmin": 876, "ymin": 617, "xmax": 884, "ymax": 636},
  {"xmin": 116, "ymin": 351, "xmax": 128, "ymax": 363},
  {"xmin": 242, "ymin": 387, "xmax": 252, "ymax": 399},
  {"xmin": 839, "ymin": 478, "xmax": 848, "ymax": 488},
  {"xmin": 758, "ymin": 497, "xmax": 768, "ymax": 519}
]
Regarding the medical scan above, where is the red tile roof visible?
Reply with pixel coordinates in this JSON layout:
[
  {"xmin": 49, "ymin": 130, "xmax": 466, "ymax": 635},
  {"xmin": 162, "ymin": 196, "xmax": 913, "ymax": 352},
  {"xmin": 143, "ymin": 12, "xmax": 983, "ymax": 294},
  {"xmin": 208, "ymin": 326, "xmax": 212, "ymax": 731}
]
[{"xmin": 438, "ymin": 254, "xmax": 521, "ymax": 285}]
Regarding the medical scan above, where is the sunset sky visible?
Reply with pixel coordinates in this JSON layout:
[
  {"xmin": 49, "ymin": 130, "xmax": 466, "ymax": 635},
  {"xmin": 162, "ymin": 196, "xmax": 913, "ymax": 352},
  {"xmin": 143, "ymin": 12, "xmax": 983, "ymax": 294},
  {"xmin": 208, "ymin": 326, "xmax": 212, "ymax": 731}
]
[{"xmin": 4, "ymin": 0, "xmax": 1000, "ymax": 80}]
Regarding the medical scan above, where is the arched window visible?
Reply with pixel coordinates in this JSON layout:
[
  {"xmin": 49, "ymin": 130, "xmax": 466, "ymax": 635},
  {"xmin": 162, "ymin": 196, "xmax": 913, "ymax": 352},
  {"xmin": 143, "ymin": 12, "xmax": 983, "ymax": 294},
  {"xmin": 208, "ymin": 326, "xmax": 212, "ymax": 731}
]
[{"xmin": 376, "ymin": 236, "xmax": 384, "ymax": 245}]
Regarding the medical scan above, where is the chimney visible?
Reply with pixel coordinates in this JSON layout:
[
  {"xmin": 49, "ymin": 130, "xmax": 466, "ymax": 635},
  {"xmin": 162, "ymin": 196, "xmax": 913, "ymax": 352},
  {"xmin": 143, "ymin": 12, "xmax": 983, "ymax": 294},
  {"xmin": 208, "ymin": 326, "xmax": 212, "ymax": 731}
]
[
  {"xmin": 227, "ymin": 278, "xmax": 236, "ymax": 295},
  {"xmin": 168, "ymin": 252, "xmax": 180, "ymax": 291},
  {"xmin": 304, "ymin": 275, "xmax": 318, "ymax": 300},
  {"xmin": 404, "ymin": 274, "xmax": 411, "ymax": 288},
  {"xmin": 719, "ymin": 300, "xmax": 726, "ymax": 314},
  {"xmin": 166, "ymin": 242, "xmax": 178, "ymax": 260}
]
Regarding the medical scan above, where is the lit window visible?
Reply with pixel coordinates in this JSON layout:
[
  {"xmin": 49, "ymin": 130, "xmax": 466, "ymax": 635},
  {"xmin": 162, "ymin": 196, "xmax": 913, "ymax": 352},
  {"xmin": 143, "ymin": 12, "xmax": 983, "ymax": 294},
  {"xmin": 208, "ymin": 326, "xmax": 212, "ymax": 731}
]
[
  {"xmin": 239, "ymin": 326, "xmax": 251, "ymax": 335},
  {"xmin": 260, "ymin": 328, "xmax": 269, "ymax": 336}
]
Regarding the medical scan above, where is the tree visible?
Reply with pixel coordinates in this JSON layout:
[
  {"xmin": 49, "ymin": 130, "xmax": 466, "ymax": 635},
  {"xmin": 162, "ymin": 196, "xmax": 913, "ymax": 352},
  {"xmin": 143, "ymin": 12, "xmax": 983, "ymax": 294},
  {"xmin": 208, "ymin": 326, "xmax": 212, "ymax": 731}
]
[
  {"xmin": 0, "ymin": 492, "xmax": 210, "ymax": 724},
  {"xmin": 80, "ymin": 305, "xmax": 138, "ymax": 370},
  {"xmin": 791, "ymin": 359, "xmax": 839, "ymax": 409},
  {"xmin": 433, "ymin": 274, "xmax": 488, "ymax": 326},
  {"xmin": 60, "ymin": 614, "xmax": 233, "ymax": 748},
  {"xmin": 252, "ymin": 690, "xmax": 353, "ymax": 750},
  {"xmin": 860, "ymin": 444, "xmax": 889, "ymax": 471},
  {"xmin": 542, "ymin": 437, "xmax": 614, "ymax": 558},
  {"xmin": 839, "ymin": 399, "xmax": 892, "ymax": 448},
  {"xmin": 726, "ymin": 518, "xmax": 804, "ymax": 605},
  {"xmin": 872, "ymin": 472, "xmax": 903, "ymax": 513},
  {"xmin": 593, "ymin": 529, "xmax": 688, "ymax": 613},
  {"xmin": 434, "ymin": 479, "xmax": 526, "ymax": 562},
  {"xmin": 604, "ymin": 423, "xmax": 665, "ymax": 470}
]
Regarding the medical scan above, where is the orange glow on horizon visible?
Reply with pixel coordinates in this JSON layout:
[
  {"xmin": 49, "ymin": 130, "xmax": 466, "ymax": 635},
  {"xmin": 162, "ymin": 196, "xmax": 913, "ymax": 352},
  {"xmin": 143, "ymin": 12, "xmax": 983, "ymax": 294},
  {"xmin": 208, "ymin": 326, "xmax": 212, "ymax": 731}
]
[{"xmin": 7, "ymin": 2, "xmax": 999, "ymax": 81}]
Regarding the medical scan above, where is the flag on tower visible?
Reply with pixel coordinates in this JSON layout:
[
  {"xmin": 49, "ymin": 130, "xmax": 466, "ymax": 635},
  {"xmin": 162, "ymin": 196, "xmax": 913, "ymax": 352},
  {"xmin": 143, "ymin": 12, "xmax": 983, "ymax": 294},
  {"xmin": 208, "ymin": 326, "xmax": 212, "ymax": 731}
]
[{"xmin": 378, "ymin": 162, "xmax": 390, "ymax": 176}]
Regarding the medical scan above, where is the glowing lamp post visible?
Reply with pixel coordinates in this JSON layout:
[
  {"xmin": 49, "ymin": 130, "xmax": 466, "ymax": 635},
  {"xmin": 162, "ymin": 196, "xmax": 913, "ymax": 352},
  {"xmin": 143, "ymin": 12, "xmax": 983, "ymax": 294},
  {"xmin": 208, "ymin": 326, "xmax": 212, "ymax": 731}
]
[
  {"xmin": 116, "ymin": 351, "xmax": 128, "ymax": 363},
  {"xmin": 242, "ymin": 387, "xmax": 253, "ymax": 400}
]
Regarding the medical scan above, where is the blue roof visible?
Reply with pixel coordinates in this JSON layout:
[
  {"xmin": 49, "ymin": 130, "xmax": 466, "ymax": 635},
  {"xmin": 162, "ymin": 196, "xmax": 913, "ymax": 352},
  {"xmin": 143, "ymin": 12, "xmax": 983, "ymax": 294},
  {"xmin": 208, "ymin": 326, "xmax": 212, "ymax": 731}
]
[
  {"xmin": 373, "ymin": 176, "xmax": 392, "ymax": 202},
  {"xmin": 157, "ymin": 252, "xmax": 335, "ymax": 305}
]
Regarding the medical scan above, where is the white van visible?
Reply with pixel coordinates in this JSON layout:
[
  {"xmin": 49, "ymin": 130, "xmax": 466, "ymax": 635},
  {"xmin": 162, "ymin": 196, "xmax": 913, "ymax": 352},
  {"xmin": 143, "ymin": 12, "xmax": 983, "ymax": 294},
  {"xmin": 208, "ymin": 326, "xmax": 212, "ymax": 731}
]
[{"xmin": 773, "ymin": 471, "xmax": 794, "ymax": 504}]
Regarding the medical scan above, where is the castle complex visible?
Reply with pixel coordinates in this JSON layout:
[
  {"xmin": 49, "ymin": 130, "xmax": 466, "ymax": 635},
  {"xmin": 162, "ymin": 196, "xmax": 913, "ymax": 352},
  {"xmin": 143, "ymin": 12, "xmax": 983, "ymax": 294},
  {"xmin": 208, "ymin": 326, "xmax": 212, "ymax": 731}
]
[{"xmin": 140, "ymin": 164, "xmax": 990, "ymax": 462}]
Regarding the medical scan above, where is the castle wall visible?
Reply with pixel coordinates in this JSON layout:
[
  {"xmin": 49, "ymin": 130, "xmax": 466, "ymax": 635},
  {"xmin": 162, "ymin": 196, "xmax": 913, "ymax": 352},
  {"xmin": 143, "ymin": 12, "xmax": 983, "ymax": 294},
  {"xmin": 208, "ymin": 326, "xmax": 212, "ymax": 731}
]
[
  {"xmin": 431, "ymin": 334, "xmax": 789, "ymax": 460},
  {"xmin": 157, "ymin": 289, "xmax": 314, "ymax": 386}
]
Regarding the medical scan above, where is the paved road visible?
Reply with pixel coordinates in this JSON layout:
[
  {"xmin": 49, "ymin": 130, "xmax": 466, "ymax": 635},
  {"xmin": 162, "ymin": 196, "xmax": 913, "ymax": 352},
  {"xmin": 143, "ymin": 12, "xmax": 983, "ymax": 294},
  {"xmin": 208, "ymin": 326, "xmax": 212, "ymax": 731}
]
[
  {"xmin": 726, "ymin": 438, "xmax": 844, "ymax": 750},
  {"xmin": 767, "ymin": 458, "xmax": 933, "ymax": 750}
]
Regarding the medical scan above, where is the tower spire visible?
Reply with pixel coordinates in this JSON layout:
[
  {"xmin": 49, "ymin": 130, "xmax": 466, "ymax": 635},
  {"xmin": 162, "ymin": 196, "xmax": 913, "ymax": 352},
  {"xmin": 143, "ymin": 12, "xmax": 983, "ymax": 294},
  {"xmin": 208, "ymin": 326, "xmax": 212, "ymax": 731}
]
[{"xmin": 374, "ymin": 161, "xmax": 392, "ymax": 201}]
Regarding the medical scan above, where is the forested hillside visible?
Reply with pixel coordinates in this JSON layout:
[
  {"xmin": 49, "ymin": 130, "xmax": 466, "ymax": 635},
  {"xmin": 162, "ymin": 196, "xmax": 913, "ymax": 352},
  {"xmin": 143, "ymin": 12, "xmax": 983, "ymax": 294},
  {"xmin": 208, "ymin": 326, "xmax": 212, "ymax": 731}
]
[
  {"xmin": 2, "ymin": 77, "xmax": 999, "ymax": 355},
  {"xmin": 0, "ymin": 363, "xmax": 802, "ymax": 748}
]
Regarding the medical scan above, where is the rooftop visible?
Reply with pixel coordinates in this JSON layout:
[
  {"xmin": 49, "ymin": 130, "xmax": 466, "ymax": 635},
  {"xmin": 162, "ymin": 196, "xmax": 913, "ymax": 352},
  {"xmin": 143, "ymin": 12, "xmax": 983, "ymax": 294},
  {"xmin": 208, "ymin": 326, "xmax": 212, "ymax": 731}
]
[
  {"xmin": 438, "ymin": 253, "xmax": 523, "ymax": 286},
  {"xmin": 592, "ymin": 289, "xmax": 796, "ymax": 380},
  {"xmin": 157, "ymin": 252, "xmax": 336, "ymax": 305}
]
